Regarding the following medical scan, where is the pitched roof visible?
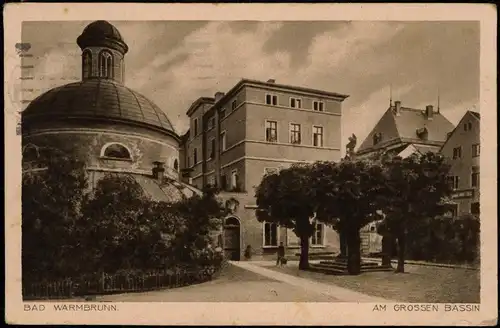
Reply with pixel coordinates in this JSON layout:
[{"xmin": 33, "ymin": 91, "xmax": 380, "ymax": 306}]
[
  {"xmin": 357, "ymin": 105, "xmax": 455, "ymax": 154},
  {"xmin": 211, "ymin": 78, "xmax": 349, "ymax": 111},
  {"xmin": 469, "ymin": 111, "xmax": 480, "ymax": 120},
  {"xmin": 439, "ymin": 110, "xmax": 480, "ymax": 152}
]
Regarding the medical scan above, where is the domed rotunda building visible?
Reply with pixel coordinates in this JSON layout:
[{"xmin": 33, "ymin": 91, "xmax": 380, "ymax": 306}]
[{"xmin": 22, "ymin": 21, "xmax": 199, "ymax": 202}]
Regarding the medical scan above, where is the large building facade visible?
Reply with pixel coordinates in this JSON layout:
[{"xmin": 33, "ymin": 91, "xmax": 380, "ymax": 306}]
[
  {"xmin": 180, "ymin": 79, "xmax": 349, "ymax": 260},
  {"xmin": 440, "ymin": 111, "xmax": 480, "ymax": 218}
]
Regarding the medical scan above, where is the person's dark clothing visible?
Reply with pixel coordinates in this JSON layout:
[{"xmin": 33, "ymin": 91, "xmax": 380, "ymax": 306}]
[
  {"xmin": 277, "ymin": 246, "xmax": 285, "ymax": 257},
  {"xmin": 276, "ymin": 245, "xmax": 285, "ymax": 265}
]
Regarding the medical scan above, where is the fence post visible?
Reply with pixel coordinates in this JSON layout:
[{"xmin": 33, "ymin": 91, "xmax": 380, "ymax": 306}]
[{"xmin": 101, "ymin": 272, "xmax": 105, "ymax": 293}]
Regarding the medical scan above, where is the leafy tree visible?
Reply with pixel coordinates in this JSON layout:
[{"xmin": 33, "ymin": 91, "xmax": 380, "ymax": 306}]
[
  {"xmin": 381, "ymin": 152, "xmax": 452, "ymax": 273},
  {"xmin": 255, "ymin": 164, "xmax": 317, "ymax": 270},
  {"xmin": 80, "ymin": 174, "xmax": 158, "ymax": 273},
  {"xmin": 313, "ymin": 159, "xmax": 387, "ymax": 274},
  {"xmin": 22, "ymin": 144, "xmax": 88, "ymax": 280},
  {"xmin": 169, "ymin": 186, "xmax": 228, "ymax": 268}
]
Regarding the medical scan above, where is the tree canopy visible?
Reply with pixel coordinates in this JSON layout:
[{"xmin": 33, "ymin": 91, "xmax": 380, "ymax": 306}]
[
  {"xmin": 255, "ymin": 164, "xmax": 318, "ymax": 269},
  {"xmin": 379, "ymin": 152, "xmax": 453, "ymax": 272}
]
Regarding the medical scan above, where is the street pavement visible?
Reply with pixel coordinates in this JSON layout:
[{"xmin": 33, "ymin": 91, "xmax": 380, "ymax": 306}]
[
  {"xmin": 95, "ymin": 261, "xmax": 393, "ymax": 302},
  {"xmin": 95, "ymin": 262, "xmax": 341, "ymax": 302}
]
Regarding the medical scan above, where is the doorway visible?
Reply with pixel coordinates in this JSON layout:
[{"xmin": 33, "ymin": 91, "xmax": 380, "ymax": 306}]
[{"xmin": 223, "ymin": 217, "xmax": 241, "ymax": 261}]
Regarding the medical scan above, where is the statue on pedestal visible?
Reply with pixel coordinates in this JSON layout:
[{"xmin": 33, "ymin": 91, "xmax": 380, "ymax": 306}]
[{"xmin": 345, "ymin": 133, "xmax": 357, "ymax": 159}]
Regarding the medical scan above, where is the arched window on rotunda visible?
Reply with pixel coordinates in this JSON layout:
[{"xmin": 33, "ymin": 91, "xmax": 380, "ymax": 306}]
[
  {"xmin": 99, "ymin": 50, "xmax": 114, "ymax": 79},
  {"xmin": 82, "ymin": 50, "xmax": 92, "ymax": 79},
  {"xmin": 101, "ymin": 143, "xmax": 131, "ymax": 160}
]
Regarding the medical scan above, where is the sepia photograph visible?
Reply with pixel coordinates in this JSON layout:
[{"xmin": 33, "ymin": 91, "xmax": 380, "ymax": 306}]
[{"xmin": 4, "ymin": 3, "xmax": 497, "ymax": 326}]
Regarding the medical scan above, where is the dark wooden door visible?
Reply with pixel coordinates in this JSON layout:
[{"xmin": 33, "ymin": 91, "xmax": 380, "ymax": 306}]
[{"xmin": 224, "ymin": 218, "xmax": 240, "ymax": 261}]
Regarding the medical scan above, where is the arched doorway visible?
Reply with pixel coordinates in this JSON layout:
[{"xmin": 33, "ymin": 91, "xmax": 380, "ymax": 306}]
[{"xmin": 223, "ymin": 217, "xmax": 241, "ymax": 261}]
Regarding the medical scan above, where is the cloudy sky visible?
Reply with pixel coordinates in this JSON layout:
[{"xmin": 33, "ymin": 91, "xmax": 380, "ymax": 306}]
[{"xmin": 21, "ymin": 20, "xmax": 479, "ymax": 154}]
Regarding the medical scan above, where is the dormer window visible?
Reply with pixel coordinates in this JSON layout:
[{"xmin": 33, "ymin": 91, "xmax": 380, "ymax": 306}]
[
  {"xmin": 82, "ymin": 50, "xmax": 92, "ymax": 79},
  {"xmin": 101, "ymin": 143, "xmax": 131, "ymax": 160},
  {"xmin": 416, "ymin": 127, "xmax": 429, "ymax": 140},
  {"xmin": 99, "ymin": 50, "xmax": 114, "ymax": 79},
  {"xmin": 373, "ymin": 132, "xmax": 382, "ymax": 145}
]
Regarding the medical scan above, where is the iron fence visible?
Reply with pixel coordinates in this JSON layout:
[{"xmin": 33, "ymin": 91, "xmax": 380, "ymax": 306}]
[{"xmin": 23, "ymin": 267, "xmax": 217, "ymax": 300}]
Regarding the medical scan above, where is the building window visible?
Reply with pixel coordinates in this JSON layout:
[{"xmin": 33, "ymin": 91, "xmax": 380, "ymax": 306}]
[
  {"xmin": 311, "ymin": 222, "xmax": 324, "ymax": 246},
  {"xmin": 193, "ymin": 118, "xmax": 199, "ymax": 136},
  {"xmin": 220, "ymin": 108, "xmax": 226, "ymax": 119},
  {"xmin": 453, "ymin": 147, "xmax": 462, "ymax": 159},
  {"xmin": 101, "ymin": 143, "xmax": 131, "ymax": 160},
  {"xmin": 230, "ymin": 169, "xmax": 239, "ymax": 191},
  {"xmin": 472, "ymin": 144, "xmax": 480, "ymax": 157},
  {"xmin": 220, "ymin": 174, "xmax": 228, "ymax": 190},
  {"xmin": 193, "ymin": 148, "xmax": 198, "ymax": 164},
  {"xmin": 98, "ymin": 50, "xmax": 113, "ymax": 79},
  {"xmin": 464, "ymin": 122, "xmax": 473, "ymax": 131},
  {"xmin": 265, "ymin": 94, "xmax": 278, "ymax": 106},
  {"xmin": 173, "ymin": 159, "xmax": 179, "ymax": 171},
  {"xmin": 82, "ymin": 50, "xmax": 92, "ymax": 79},
  {"xmin": 471, "ymin": 171, "xmax": 479, "ymax": 188},
  {"xmin": 209, "ymin": 138, "xmax": 216, "ymax": 159},
  {"xmin": 289, "ymin": 123, "xmax": 301, "ymax": 144},
  {"xmin": 207, "ymin": 117, "xmax": 215, "ymax": 130},
  {"xmin": 263, "ymin": 222, "xmax": 278, "ymax": 247},
  {"xmin": 313, "ymin": 126, "xmax": 323, "ymax": 147},
  {"xmin": 265, "ymin": 120, "xmax": 278, "ymax": 143},
  {"xmin": 231, "ymin": 100, "xmax": 237, "ymax": 111},
  {"xmin": 447, "ymin": 176, "xmax": 460, "ymax": 190},
  {"xmin": 220, "ymin": 131, "xmax": 227, "ymax": 152},
  {"xmin": 187, "ymin": 156, "xmax": 191, "ymax": 167},
  {"xmin": 290, "ymin": 97, "xmax": 302, "ymax": 109},
  {"xmin": 471, "ymin": 202, "xmax": 480, "ymax": 215},
  {"xmin": 373, "ymin": 132, "xmax": 382, "ymax": 145},
  {"xmin": 313, "ymin": 100, "xmax": 325, "ymax": 112}
]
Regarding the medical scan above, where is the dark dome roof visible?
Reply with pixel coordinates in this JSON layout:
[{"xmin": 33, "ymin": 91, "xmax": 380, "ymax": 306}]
[
  {"xmin": 77, "ymin": 20, "xmax": 128, "ymax": 54},
  {"xmin": 23, "ymin": 79, "xmax": 177, "ymax": 136}
]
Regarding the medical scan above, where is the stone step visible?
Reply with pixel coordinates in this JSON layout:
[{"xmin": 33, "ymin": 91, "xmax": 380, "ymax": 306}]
[
  {"xmin": 308, "ymin": 265, "xmax": 346, "ymax": 275},
  {"xmin": 294, "ymin": 251, "xmax": 336, "ymax": 257},
  {"xmin": 291, "ymin": 255, "xmax": 335, "ymax": 261},
  {"xmin": 312, "ymin": 262, "xmax": 394, "ymax": 275},
  {"xmin": 361, "ymin": 266, "xmax": 394, "ymax": 273},
  {"xmin": 319, "ymin": 260, "xmax": 380, "ymax": 268}
]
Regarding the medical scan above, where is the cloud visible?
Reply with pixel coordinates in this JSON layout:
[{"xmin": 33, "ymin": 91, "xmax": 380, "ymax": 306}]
[
  {"xmin": 129, "ymin": 21, "xmax": 289, "ymax": 133},
  {"xmin": 23, "ymin": 21, "xmax": 479, "ymax": 150}
]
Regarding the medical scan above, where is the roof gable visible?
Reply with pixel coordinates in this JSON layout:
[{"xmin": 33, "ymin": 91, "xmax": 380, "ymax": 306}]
[
  {"xmin": 357, "ymin": 108, "xmax": 400, "ymax": 153},
  {"xmin": 440, "ymin": 110, "xmax": 480, "ymax": 152}
]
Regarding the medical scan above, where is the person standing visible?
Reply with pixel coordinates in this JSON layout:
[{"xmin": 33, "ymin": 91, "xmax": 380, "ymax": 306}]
[{"xmin": 276, "ymin": 242, "xmax": 285, "ymax": 266}]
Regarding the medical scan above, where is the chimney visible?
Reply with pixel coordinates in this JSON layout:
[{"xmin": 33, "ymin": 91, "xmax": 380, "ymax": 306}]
[
  {"xmin": 152, "ymin": 161, "xmax": 165, "ymax": 182},
  {"xmin": 214, "ymin": 92, "xmax": 225, "ymax": 102},
  {"xmin": 425, "ymin": 105, "xmax": 434, "ymax": 120},
  {"xmin": 267, "ymin": 79, "xmax": 276, "ymax": 83},
  {"xmin": 394, "ymin": 100, "xmax": 401, "ymax": 116}
]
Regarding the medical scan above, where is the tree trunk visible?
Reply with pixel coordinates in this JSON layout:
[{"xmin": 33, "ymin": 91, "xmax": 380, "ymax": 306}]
[
  {"xmin": 346, "ymin": 230, "xmax": 361, "ymax": 275},
  {"xmin": 339, "ymin": 231, "xmax": 347, "ymax": 258},
  {"xmin": 396, "ymin": 232, "xmax": 406, "ymax": 273},
  {"xmin": 299, "ymin": 235, "xmax": 310, "ymax": 270},
  {"xmin": 381, "ymin": 235, "xmax": 393, "ymax": 267}
]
